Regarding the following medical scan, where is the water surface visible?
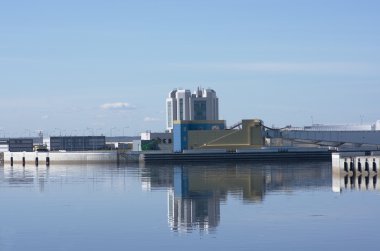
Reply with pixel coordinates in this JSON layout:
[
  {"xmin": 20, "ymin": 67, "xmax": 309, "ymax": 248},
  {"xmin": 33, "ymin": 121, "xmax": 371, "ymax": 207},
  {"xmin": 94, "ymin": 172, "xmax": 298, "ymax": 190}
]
[{"xmin": 0, "ymin": 160, "xmax": 378, "ymax": 251}]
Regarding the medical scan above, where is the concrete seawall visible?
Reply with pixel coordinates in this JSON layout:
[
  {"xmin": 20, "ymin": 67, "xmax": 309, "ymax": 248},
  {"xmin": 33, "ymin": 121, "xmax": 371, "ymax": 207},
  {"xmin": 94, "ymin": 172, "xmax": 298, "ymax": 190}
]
[
  {"xmin": 3, "ymin": 151, "xmax": 118, "ymax": 165},
  {"xmin": 332, "ymin": 151, "xmax": 380, "ymax": 192},
  {"xmin": 1, "ymin": 148, "xmax": 334, "ymax": 166}
]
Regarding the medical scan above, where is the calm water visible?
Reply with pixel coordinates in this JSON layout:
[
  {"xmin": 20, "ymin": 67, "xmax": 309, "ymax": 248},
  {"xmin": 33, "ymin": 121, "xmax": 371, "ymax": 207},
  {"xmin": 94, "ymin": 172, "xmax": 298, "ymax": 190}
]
[{"xmin": 0, "ymin": 160, "xmax": 379, "ymax": 251}]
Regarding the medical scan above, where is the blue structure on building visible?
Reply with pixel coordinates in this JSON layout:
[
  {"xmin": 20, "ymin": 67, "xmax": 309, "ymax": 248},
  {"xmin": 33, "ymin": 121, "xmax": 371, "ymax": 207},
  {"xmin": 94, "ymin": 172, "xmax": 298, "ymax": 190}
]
[{"xmin": 173, "ymin": 120, "xmax": 226, "ymax": 152}]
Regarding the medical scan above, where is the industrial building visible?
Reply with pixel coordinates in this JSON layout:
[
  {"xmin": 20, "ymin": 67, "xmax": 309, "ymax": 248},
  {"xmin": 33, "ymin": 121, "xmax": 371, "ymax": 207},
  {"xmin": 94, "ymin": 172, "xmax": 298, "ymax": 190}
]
[
  {"xmin": 173, "ymin": 119, "xmax": 265, "ymax": 152},
  {"xmin": 141, "ymin": 131, "xmax": 172, "ymax": 151},
  {"xmin": 50, "ymin": 136, "xmax": 106, "ymax": 151},
  {"xmin": 267, "ymin": 120, "xmax": 380, "ymax": 148},
  {"xmin": 141, "ymin": 132, "xmax": 172, "ymax": 144},
  {"xmin": 298, "ymin": 120, "xmax": 380, "ymax": 131},
  {"xmin": 8, "ymin": 138, "xmax": 34, "ymax": 152},
  {"xmin": 166, "ymin": 87, "xmax": 219, "ymax": 131},
  {"xmin": 0, "ymin": 133, "xmax": 44, "ymax": 152}
]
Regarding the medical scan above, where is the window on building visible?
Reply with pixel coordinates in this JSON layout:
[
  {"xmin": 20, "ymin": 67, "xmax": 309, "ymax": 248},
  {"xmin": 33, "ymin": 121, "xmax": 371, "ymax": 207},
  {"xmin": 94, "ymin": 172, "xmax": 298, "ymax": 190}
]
[
  {"xmin": 167, "ymin": 101, "xmax": 173, "ymax": 128},
  {"xmin": 193, "ymin": 100, "xmax": 207, "ymax": 120},
  {"xmin": 179, "ymin": 98, "xmax": 184, "ymax": 120}
]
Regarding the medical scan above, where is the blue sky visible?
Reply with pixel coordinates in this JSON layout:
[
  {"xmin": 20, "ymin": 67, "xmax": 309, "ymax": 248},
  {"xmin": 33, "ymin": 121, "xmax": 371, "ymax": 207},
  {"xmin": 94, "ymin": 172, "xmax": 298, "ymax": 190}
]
[{"xmin": 0, "ymin": 0, "xmax": 379, "ymax": 137}]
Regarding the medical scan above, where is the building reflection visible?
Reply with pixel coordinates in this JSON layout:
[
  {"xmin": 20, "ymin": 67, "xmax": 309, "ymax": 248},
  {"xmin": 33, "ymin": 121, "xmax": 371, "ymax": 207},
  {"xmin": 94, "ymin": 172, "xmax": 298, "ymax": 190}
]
[
  {"xmin": 0, "ymin": 165, "xmax": 47, "ymax": 192},
  {"xmin": 0, "ymin": 164, "xmax": 129, "ymax": 193},
  {"xmin": 140, "ymin": 161, "xmax": 331, "ymax": 233},
  {"xmin": 1, "ymin": 161, "xmax": 333, "ymax": 233}
]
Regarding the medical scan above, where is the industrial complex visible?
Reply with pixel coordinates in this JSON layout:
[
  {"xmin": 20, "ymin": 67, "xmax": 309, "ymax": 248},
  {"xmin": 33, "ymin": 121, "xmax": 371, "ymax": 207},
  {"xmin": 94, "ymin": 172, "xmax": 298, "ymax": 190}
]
[{"xmin": 1, "ymin": 86, "xmax": 380, "ymax": 165}]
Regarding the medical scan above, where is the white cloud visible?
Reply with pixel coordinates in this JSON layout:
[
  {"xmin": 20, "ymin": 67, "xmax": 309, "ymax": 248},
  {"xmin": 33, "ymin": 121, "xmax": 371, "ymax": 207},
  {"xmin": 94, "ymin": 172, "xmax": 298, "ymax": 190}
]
[
  {"xmin": 144, "ymin": 117, "xmax": 161, "ymax": 122},
  {"xmin": 41, "ymin": 115, "xmax": 49, "ymax": 120},
  {"xmin": 100, "ymin": 102, "xmax": 136, "ymax": 110}
]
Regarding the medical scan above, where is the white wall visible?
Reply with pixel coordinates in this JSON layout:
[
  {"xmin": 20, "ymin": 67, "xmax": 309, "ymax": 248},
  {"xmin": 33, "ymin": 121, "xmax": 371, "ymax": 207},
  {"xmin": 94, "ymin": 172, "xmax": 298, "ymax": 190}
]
[
  {"xmin": 133, "ymin": 140, "xmax": 142, "ymax": 151},
  {"xmin": 3, "ymin": 151, "xmax": 118, "ymax": 164},
  {"xmin": 375, "ymin": 120, "xmax": 380, "ymax": 130},
  {"xmin": 0, "ymin": 145, "xmax": 9, "ymax": 152}
]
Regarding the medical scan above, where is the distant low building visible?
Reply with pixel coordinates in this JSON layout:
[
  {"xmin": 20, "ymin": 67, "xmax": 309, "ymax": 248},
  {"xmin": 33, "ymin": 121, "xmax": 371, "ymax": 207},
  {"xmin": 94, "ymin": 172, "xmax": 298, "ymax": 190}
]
[
  {"xmin": 105, "ymin": 136, "xmax": 140, "ymax": 150},
  {"xmin": 300, "ymin": 120, "xmax": 380, "ymax": 131},
  {"xmin": 118, "ymin": 143, "xmax": 132, "ymax": 150},
  {"xmin": 50, "ymin": 136, "xmax": 106, "ymax": 151},
  {"xmin": 141, "ymin": 132, "xmax": 173, "ymax": 151},
  {"xmin": 133, "ymin": 140, "xmax": 159, "ymax": 151},
  {"xmin": 141, "ymin": 132, "xmax": 172, "ymax": 144},
  {"xmin": 9, "ymin": 138, "xmax": 34, "ymax": 152}
]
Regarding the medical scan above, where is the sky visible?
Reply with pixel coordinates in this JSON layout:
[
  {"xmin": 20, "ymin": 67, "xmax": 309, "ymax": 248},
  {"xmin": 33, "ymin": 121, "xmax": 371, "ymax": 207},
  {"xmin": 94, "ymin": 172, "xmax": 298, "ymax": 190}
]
[{"xmin": 0, "ymin": 0, "xmax": 379, "ymax": 137}]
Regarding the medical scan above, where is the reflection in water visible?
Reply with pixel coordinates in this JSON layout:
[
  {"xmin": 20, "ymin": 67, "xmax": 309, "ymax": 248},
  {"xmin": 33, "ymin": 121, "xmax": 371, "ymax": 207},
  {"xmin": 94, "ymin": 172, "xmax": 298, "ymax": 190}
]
[
  {"xmin": 0, "ymin": 164, "xmax": 130, "ymax": 193},
  {"xmin": 2, "ymin": 165, "xmax": 46, "ymax": 192},
  {"xmin": 140, "ymin": 161, "xmax": 331, "ymax": 233},
  {"xmin": 1, "ymin": 161, "xmax": 331, "ymax": 233}
]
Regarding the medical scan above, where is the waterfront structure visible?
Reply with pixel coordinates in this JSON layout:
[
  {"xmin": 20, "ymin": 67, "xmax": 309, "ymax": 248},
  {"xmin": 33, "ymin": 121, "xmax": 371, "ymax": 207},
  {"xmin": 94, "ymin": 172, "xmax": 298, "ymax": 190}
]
[
  {"xmin": 0, "ymin": 135, "xmax": 44, "ymax": 152},
  {"xmin": 105, "ymin": 136, "xmax": 140, "ymax": 150},
  {"xmin": 8, "ymin": 138, "xmax": 34, "ymax": 152},
  {"xmin": 50, "ymin": 136, "xmax": 106, "ymax": 151},
  {"xmin": 166, "ymin": 87, "xmax": 219, "ymax": 131},
  {"xmin": 332, "ymin": 152, "xmax": 380, "ymax": 192},
  {"xmin": 132, "ymin": 139, "xmax": 159, "ymax": 151},
  {"xmin": 173, "ymin": 120, "xmax": 226, "ymax": 152},
  {"xmin": 3, "ymin": 151, "xmax": 117, "ymax": 165},
  {"xmin": 173, "ymin": 119, "xmax": 265, "ymax": 152},
  {"xmin": 267, "ymin": 125, "xmax": 380, "ymax": 147},
  {"xmin": 141, "ymin": 131, "xmax": 172, "ymax": 151},
  {"xmin": 141, "ymin": 132, "xmax": 172, "ymax": 144}
]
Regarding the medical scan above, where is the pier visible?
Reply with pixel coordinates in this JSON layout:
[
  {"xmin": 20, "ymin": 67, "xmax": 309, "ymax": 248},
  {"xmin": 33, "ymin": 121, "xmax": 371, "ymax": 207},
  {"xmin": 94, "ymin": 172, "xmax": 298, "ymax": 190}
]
[
  {"xmin": 2, "ymin": 151, "xmax": 118, "ymax": 165},
  {"xmin": 332, "ymin": 152, "xmax": 379, "ymax": 192}
]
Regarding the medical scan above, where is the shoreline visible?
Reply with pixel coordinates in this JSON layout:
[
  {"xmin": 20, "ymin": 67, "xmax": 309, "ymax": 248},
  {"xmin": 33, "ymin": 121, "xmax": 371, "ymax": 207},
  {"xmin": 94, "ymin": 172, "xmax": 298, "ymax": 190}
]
[{"xmin": 1, "ymin": 148, "xmax": 379, "ymax": 165}]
